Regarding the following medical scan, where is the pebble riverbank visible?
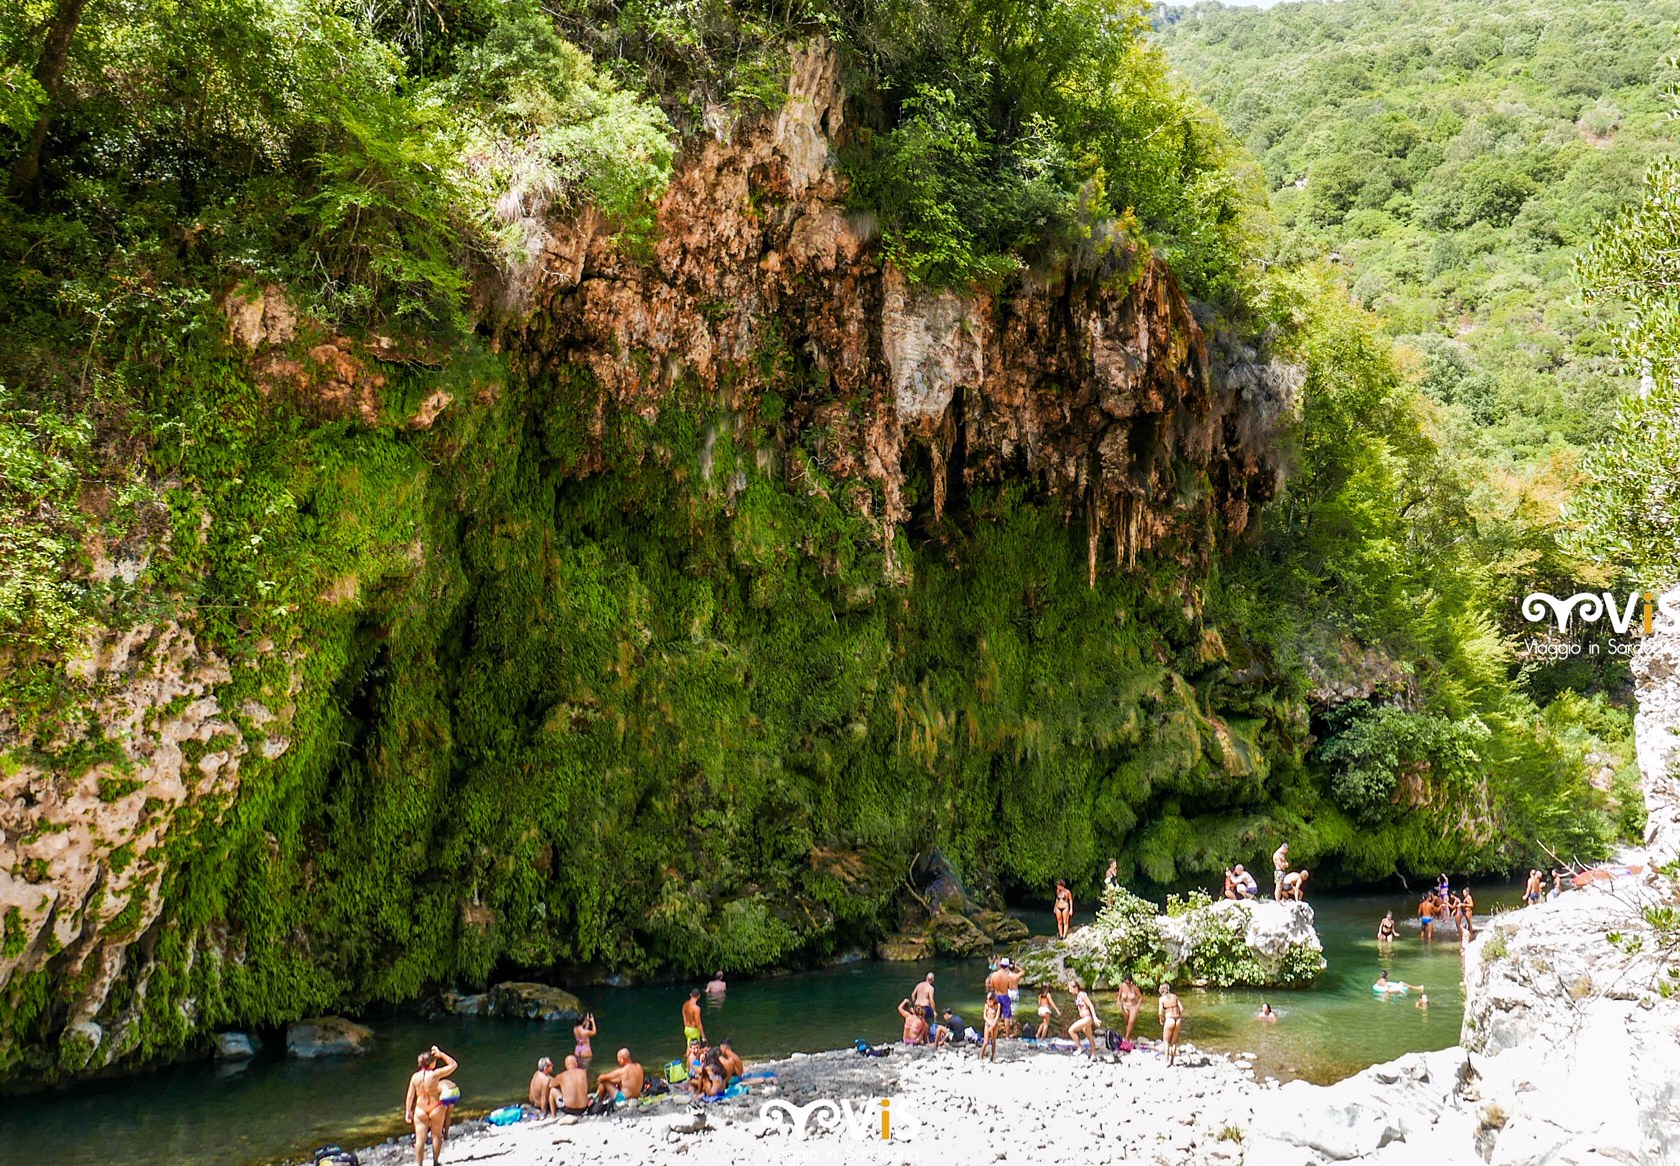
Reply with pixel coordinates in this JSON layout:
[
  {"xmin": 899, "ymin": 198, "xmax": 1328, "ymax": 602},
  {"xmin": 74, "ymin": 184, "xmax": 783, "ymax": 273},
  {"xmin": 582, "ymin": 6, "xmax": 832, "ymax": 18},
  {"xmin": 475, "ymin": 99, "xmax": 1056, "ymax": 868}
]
[{"xmin": 335, "ymin": 1040, "xmax": 1273, "ymax": 1166}]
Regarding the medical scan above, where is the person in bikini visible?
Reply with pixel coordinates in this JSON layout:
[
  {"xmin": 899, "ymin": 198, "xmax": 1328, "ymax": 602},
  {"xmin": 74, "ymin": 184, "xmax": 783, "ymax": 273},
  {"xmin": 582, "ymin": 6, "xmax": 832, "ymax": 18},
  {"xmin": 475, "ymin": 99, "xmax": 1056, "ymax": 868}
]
[
  {"xmin": 404, "ymin": 1045, "xmax": 459, "ymax": 1166},
  {"xmin": 1068, "ymin": 980, "xmax": 1099, "ymax": 1060},
  {"xmin": 1158, "ymin": 983, "xmax": 1184, "ymax": 1067},
  {"xmin": 897, "ymin": 998, "xmax": 930, "ymax": 1045},
  {"xmin": 1035, "ymin": 985, "xmax": 1062, "ymax": 1038},
  {"xmin": 573, "ymin": 1012, "xmax": 597, "ymax": 1070},
  {"xmin": 1054, "ymin": 879, "xmax": 1074, "ymax": 939},
  {"xmin": 528, "ymin": 1056, "xmax": 555, "ymax": 1117},
  {"xmin": 553, "ymin": 1054, "xmax": 591, "ymax": 1116},
  {"xmin": 1116, "ymin": 974, "xmax": 1144, "ymax": 1042},
  {"xmin": 1459, "ymin": 886, "xmax": 1476, "ymax": 939},
  {"xmin": 980, "ymin": 992, "xmax": 1002, "ymax": 1063},
  {"xmin": 594, "ymin": 1048, "xmax": 645, "ymax": 1107},
  {"xmin": 1377, "ymin": 910, "xmax": 1398, "ymax": 947}
]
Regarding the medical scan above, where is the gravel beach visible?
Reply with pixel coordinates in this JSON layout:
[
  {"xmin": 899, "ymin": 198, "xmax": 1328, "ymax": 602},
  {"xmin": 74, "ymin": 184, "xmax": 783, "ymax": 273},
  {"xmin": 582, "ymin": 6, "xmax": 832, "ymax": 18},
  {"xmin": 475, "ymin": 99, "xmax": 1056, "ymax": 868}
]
[{"xmin": 340, "ymin": 1040, "xmax": 1266, "ymax": 1166}]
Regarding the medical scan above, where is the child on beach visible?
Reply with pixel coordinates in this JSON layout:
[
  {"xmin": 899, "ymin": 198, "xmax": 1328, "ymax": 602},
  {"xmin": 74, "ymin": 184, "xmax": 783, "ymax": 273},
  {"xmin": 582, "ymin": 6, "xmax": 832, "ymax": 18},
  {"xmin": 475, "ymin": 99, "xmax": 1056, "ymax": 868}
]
[{"xmin": 1036, "ymin": 986, "xmax": 1062, "ymax": 1038}]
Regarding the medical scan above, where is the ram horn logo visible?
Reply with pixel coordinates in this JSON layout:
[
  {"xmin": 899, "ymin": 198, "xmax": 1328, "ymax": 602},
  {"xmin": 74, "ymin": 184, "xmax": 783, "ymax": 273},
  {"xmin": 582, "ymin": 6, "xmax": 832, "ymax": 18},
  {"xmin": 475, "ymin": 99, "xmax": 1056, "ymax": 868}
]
[
  {"xmin": 760, "ymin": 1098, "xmax": 845, "ymax": 1139},
  {"xmin": 1520, "ymin": 592, "xmax": 1605, "ymax": 632}
]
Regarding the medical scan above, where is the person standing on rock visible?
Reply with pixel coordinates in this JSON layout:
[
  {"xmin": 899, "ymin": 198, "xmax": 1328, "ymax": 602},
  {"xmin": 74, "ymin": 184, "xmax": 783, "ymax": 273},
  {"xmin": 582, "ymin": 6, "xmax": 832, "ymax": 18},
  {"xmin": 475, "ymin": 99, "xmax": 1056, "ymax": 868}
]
[
  {"xmin": 980, "ymin": 992, "xmax": 1002, "ymax": 1063},
  {"xmin": 1068, "ymin": 980, "xmax": 1099, "ymax": 1060},
  {"xmin": 911, "ymin": 972, "xmax": 938, "ymax": 1028},
  {"xmin": 404, "ymin": 1044, "xmax": 458, "ymax": 1166},
  {"xmin": 1525, "ymin": 869, "xmax": 1544, "ymax": 905},
  {"xmin": 1272, "ymin": 843, "xmax": 1290, "ymax": 900},
  {"xmin": 1116, "ymin": 974, "xmax": 1144, "ymax": 1042},
  {"xmin": 1157, "ymin": 984, "xmax": 1184, "ymax": 1067},
  {"xmin": 1104, "ymin": 859, "xmax": 1118, "ymax": 892},
  {"xmin": 682, "ymin": 988, "xmax": 706, "ymax": 1048},
  {"xmin": 1054, "ymin": 879, "xmax": 1074, "ymax": 939},
  {"xmin": 528, "ymin": 1056, "xmax": 556, "ymax": 1117}
]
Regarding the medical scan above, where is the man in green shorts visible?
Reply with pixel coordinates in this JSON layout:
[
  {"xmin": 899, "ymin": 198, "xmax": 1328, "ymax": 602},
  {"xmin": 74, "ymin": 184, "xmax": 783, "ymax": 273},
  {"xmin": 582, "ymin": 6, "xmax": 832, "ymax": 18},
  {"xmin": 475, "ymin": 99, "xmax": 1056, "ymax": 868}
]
[{"xmin": 681, "ymin": 987, "xmax": 706, "ymax": 1047}]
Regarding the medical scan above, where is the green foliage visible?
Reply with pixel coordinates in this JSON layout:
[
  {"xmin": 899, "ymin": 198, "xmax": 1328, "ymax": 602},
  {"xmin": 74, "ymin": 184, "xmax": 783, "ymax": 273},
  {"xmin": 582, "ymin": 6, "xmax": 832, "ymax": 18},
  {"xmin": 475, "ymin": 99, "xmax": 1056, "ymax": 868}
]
[
  {"xmin": 1317, "ymin": 703, "xmax": 1490, "ymax": 825},
  {"xmin": 1571, "ymin": 153, "xmax": 1680, "ymax": 583},
  {"xmin": 1159, "ymin": 0, "xmax": 1678, "ymax": 463},
  {"xmin": 0, "ymin": 390, "xmax": 91, "ymax": 653},
  {"xmin": 844, "ymin": 0, "xmax": 1262, "ymax": 295}
]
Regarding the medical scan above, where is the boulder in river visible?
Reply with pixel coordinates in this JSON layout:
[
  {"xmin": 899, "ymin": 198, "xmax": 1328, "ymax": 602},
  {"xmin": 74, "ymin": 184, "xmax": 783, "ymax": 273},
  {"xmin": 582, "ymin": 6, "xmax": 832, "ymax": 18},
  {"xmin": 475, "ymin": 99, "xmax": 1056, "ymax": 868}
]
[
  {"xmin": 877, "ymin": 933, "xmax": 932, "ymax": 961},
  {"xmin": 928, "ymin": 910, "xmax": 992, "ymax": 957},
  {"xmin": 976, "ymin": 909, "xmax": 1030, "ymax": 944},
  {"xmin": 486, "ymin": 981, "xmax": 583, "ymax": 1022},
  {"xmin": 213, "ymin": 1031, "xmax": 261, "ymax": 1059},
  {"xmin": 439, "ymin": 988, "xmax": 490, "ymax": 1017},
  {"xmin": 286, "ymin": 1016, "xmax": 375, "ymax": 1058}
]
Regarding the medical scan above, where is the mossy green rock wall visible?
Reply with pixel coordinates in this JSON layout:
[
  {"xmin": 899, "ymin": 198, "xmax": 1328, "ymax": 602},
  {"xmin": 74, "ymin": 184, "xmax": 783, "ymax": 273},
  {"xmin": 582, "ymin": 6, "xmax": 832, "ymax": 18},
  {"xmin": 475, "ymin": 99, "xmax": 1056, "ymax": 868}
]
[{"xmin": 0, "ymin": 72, "xmax": 1296, "ymax": 1086}]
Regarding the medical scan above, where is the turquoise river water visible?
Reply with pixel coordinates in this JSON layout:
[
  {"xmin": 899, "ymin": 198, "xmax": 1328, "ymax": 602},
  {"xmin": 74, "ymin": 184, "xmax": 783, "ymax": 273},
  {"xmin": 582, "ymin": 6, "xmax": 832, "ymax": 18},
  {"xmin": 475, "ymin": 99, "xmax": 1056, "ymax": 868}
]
[{"xmin": 0, "ymin": 885, "xmax": 1521, "ymax": 1166}]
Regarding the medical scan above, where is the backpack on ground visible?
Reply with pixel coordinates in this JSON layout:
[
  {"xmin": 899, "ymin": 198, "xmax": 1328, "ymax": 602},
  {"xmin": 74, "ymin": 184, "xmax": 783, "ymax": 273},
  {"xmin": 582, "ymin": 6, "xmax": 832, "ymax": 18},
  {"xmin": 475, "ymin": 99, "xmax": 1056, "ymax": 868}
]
[{"xmin": 313, "ymin": 1148, "xmax": 359, "ymax": 1166}]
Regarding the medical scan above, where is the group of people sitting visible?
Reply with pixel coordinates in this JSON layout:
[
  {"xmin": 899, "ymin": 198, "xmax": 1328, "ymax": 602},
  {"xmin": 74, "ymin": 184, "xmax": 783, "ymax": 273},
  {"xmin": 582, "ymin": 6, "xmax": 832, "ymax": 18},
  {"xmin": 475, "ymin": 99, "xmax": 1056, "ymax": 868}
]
[
  {"xmin": 677, "ymin": 1037, "xmax": 745, "ymax": 1099},
  {"xmin": 526, "ymin": 1047, "xmax": 646, "ymax": 1118}
]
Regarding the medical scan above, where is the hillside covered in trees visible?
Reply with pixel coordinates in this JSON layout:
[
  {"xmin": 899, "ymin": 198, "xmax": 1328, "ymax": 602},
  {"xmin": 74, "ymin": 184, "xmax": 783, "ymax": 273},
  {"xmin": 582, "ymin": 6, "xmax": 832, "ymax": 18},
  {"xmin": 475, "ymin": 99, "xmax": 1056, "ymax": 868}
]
[{"xmin": 0, "ymin": 0, "xmax": 1653, "ymax": 1084}]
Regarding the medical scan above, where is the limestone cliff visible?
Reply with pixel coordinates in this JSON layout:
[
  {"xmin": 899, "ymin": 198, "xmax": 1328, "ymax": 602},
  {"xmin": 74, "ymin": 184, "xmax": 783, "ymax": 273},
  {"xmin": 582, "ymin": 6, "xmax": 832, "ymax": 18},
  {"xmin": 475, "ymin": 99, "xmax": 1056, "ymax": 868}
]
[{"xmin": 0, "ymin": 43, "xmax": 1292, "ymax": 1087}]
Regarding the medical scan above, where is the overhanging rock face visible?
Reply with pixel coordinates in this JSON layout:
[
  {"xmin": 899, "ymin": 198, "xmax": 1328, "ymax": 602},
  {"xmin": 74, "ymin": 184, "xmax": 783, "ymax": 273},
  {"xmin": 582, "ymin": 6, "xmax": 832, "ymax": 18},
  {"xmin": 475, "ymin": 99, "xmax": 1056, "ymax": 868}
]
[{"xmin": 511, "ymin": 40, "xmax": 1293, "ymax": 584}]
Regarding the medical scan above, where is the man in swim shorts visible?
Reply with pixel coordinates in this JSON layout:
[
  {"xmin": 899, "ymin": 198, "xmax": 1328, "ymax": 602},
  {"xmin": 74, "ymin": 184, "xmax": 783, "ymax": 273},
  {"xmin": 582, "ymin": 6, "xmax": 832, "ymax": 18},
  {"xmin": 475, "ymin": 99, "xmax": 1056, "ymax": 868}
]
[
  {"xmin": 1525, "ymin": 869, "xmax": 1543, "ymax": 905},
  {"xmin": 594, "ymin": 1048, "xmax": 645, "ymax": 1105},
  {"xmin": 1418, "ymin": 894, "xmax": 1435, "ymax": 942},
  {"xmin": 682, "ymin": 987, "xmax": 706, "ymax": 1046},
  {"xmin": 911, "ymin": 972, "xmax": 938, "ymax": 1027},
  {"xmin": 404, "ymin": 1044, "xmax": 459, "ymax": 1166},
  {"xmin": 1282, "ymin": 869, "xmax": 1309, "ymax": 901},
  {"xmin": 529, "ymin": 1056, "xmax": 555, "ymax": 1116},
  {"xmin": 554, "ymin": 1054, "xmax": 591, "ymax": 1116},
  {"xmin": 1158, "ymin": 983, "xmax": 1184, "ymax": 1067},
  {"xmin": 1116, "ymin": 974, "xmax": 1144, "ymax": 1041},
  {"xmin": 1272, "ymin": 843, "xmax": 1290, "ymax": 900}
]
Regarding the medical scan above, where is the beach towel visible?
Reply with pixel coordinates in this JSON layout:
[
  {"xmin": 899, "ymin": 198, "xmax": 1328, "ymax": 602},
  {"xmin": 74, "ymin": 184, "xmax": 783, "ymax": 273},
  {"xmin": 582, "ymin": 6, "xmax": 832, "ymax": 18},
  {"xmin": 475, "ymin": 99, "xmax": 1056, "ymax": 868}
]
[{"xmin": 486, "ymin": 1106, "xmax": 523, "ymax": 1126}]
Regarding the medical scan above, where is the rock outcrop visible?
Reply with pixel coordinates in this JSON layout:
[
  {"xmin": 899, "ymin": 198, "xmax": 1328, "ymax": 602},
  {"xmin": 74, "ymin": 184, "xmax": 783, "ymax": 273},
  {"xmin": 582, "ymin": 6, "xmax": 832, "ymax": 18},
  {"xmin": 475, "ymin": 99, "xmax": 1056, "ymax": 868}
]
[
  {"xmin": 1017, "ymin": 897, "xmax": 1325, "ymax": 989},
  {"xmin": 511, "ymin": 38, "xmax": 1292, "ymax": 583},
  {"xmin": 286, "ymin": 1016, "xmax": 375, "ymax": 1058},
  {"xmin": 1633, "ymin": 586, "xmax": 1680, "ymax": 863}
]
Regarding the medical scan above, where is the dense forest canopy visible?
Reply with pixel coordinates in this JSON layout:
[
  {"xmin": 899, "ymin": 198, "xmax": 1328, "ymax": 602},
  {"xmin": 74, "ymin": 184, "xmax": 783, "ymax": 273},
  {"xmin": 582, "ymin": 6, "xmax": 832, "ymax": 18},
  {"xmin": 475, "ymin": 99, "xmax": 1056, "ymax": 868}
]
[{"xmin": 0, "ymin": 0, "xmax": 1657, "ymax": 1084}]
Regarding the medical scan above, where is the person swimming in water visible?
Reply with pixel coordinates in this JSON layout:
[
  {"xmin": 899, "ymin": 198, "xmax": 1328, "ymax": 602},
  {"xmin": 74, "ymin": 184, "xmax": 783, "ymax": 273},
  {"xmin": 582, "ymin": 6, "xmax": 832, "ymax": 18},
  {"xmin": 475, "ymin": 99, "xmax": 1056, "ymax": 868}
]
[
  {"xmin": 1054, "ymin": 879, "xmax": 1074, "ymax": 939},
  {"xmin": 1257, "ymin": 1003, "xmax": 1277, "ymax": 1021},
  {"xmin": 404, "ymin": 1045, "xmax": 459, "ymax": 1166},
  {"xmin": 1374, "ymin": 971, "xmax": 1422, "ymax": 994},
  {"xmin": 573, "ymin": 1012, "xmax": 596, "ymax": 1070}
]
